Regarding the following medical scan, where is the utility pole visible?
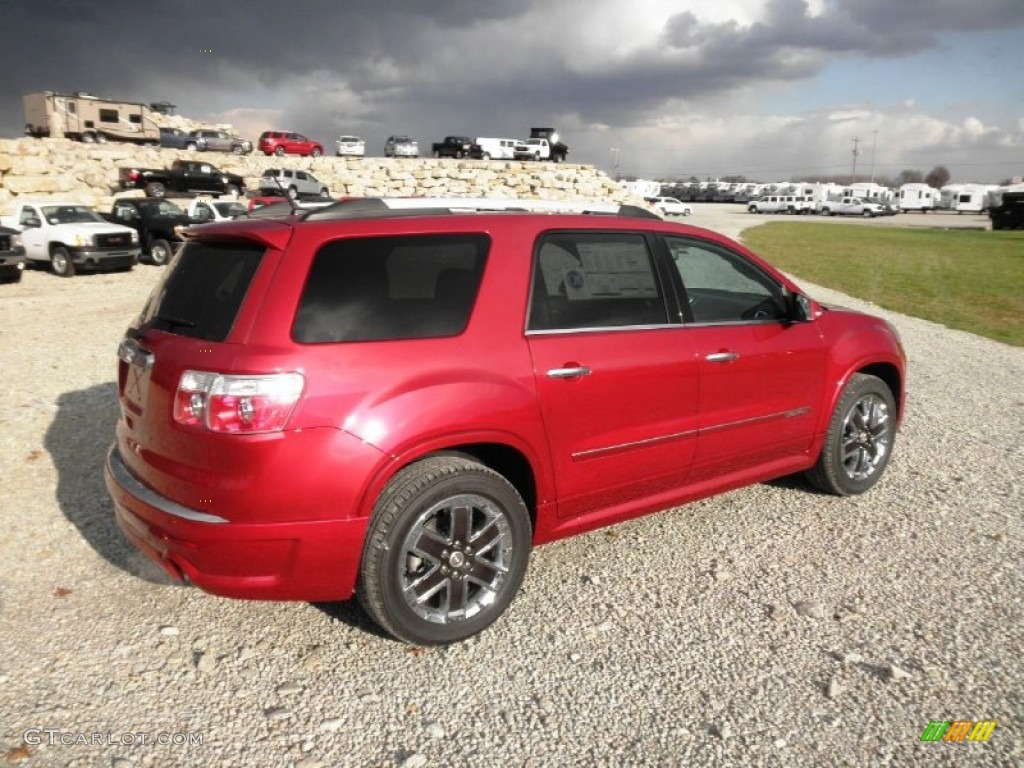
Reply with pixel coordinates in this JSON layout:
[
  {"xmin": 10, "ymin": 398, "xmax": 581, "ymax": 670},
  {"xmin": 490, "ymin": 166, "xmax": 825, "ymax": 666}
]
[
  {"xmin": 869, "ymin": 130, "xmax": 878, "ymax": 183},
  {"xmin": 609, "ymin": 147, "xmax": 620, "ymax": 180},
  {"xmin": 851, "ymin": 136, "xmax": 860, "ymax": 183}
]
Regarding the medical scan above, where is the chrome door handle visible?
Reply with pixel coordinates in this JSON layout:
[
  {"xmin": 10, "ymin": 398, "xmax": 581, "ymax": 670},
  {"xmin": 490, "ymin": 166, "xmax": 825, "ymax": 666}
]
[
  {"xmin": 547, "ymin": 366, "xmax": 592, "ymax": 379},
  {"xmin": 705, "ymin": 352, "xmax": 739, "ymax": 363}
]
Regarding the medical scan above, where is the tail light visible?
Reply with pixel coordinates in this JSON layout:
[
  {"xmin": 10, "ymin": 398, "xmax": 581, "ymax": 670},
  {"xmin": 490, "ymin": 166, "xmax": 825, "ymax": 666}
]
[{"xmin": 174, "ymin": 371, "xmax": 304, "ymax": 434}]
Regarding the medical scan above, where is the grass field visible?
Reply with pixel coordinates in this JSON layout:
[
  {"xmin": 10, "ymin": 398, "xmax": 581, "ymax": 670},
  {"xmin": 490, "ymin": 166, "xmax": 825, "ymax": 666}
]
[{"xmin": 740, "ymin": 223, "xmax": 1024, "ymax": 346}]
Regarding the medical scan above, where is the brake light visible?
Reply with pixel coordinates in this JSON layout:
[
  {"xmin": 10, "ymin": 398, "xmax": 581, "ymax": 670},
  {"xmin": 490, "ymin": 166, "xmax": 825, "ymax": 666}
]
[{"xmin": 174, "ymin": 370, "xmax": 304, "ymax": 434}]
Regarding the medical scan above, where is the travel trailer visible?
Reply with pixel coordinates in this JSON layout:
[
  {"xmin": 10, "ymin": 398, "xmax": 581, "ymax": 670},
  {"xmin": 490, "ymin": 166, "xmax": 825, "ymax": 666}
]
[
  {"xmin": 898, "ymin": 183, "xmax": 939, "ymax": 213},
  {"xmin": 941, "ymin": 183, "xmax": 994, "ymax": 214},
  {"xmin": 23, "ymin": 91, "xmax": 161, "ymax": 144}
]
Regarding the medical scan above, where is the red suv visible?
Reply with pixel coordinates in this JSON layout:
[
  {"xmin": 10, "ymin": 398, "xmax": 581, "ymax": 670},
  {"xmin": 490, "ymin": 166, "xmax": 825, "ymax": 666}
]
[
  {"xmin": 105, "ymin": 197, "xmax": 906, "ymax": 645},
  {"xmin": 257, "ymin": 130, "xmax": 324, "ymax": 157}
]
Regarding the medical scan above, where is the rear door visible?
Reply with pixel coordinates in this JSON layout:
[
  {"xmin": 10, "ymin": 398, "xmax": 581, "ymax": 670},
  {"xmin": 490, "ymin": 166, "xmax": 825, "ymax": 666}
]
[{"xmin": 526, "ymin": 231, "xmax": 699, "ymax": 519}]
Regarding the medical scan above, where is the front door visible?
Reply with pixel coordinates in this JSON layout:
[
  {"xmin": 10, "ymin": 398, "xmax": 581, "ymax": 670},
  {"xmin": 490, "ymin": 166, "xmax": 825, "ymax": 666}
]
[{"xmin": 663, "ymin": 236, "xmax": 827, "ymax": 480}]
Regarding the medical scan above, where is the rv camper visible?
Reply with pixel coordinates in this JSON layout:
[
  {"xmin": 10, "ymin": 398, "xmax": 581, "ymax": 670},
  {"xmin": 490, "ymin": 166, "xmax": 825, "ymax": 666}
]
[
  {"xmin": 23, "ymin": 92, "xmax": 161, "ymax": 144},
  {"xmin": 898, "ymin": 183, "xmax": 939, "ymax": 213}
]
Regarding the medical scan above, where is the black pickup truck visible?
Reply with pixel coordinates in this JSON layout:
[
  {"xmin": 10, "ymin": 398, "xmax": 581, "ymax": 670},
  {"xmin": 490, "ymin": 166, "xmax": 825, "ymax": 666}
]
[
  {"xmin": 118, "ymin": 160, "xmax": 246, "ymax": 199},
  {"xmin": 431, "ymin": 136, "xmax": 474, "ymax": 158},
  {"xmin": 101, "ymin": 198, "xmax": 193, "ymax": 265},
  {"xmin": 0, "ymin": 226, "xmax": 26, "ymax": 283}
]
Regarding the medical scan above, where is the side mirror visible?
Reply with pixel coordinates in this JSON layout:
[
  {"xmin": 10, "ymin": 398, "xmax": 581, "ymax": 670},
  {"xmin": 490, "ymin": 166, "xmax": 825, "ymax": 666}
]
[
  {"xmin": 22, "ymin": 217, "xmax": 41, "ymax": 228},
  {"xmin": 790, "ymin": 293, "xmax": 820, "ymax": 322}
]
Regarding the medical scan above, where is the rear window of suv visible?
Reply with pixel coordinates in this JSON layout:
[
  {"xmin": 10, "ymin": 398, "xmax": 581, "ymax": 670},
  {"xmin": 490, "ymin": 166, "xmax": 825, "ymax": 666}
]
[
  {"xmin": 143, "ymin": 242, "xmax": 264, "ymax": 341},
  {"xmin": 293, "ymin": 233, "xmax": 489, "ymax": 343}
]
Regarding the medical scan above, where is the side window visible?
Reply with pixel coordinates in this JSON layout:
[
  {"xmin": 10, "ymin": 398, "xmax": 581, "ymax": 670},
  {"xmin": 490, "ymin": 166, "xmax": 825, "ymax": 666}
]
[
  {"xmin": 296, "ymin": 172, "xmax": 308, "ymax": 181},
  {"xmin": 527, "ymin": 233, "xmax": 668, "ymax": 331},
  {"xmin": 293, "ymin": 234, "xmax": 490, "ymax": 343},
  {"xmin": 665, "ymin": 237, "xmax": 789, "ymax": 324}
]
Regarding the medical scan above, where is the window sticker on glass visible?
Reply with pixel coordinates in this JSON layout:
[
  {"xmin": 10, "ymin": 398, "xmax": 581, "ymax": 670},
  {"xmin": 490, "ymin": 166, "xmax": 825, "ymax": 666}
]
[{"xmin": 564, "ymin": 241, "xmax": 658, "ymax": 299}]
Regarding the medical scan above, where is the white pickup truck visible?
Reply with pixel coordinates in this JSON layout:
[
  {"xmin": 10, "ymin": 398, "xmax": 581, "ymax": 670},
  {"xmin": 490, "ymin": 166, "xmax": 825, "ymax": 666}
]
[
  {"xmin": 186, "ymin": 196, "xmax": 248, "ymax": 223},
  {"xmin": 0, "ymin": 201, "xmax": 140, "ymax": 277},
  {"xmin": 820, "ymin": 197, "xmax": 886, "ymax": 218}
]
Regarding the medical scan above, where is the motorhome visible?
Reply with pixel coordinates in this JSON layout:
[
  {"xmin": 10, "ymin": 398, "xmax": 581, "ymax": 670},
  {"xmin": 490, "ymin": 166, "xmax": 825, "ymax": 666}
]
[
  {"xmin": 898, "ymin": 183, "xmax": 939, "ymax": 213},
  {"xmin": 23, "ymin": 91, "xmax": 161, "ymax": 144}
]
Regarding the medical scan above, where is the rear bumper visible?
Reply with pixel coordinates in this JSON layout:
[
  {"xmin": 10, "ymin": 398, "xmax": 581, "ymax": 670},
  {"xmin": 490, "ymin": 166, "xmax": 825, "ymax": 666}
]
[{"xmin": 104, "ymin": 444, "xmax": 369, "ymax": 601}]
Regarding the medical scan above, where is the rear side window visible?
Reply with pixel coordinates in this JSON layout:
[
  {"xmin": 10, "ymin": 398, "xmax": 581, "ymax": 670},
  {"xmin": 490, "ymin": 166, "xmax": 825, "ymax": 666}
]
[
  {"xmin": 144, "ymin": 242, "xmax": 264, "ymax": 341},
  {"xmin": 528, "ymin": 232, "xmax": 668, "ymax": 331},
  {"xmin": 293, "ymin": 234, "xmax": 489, "ymax": 343}
]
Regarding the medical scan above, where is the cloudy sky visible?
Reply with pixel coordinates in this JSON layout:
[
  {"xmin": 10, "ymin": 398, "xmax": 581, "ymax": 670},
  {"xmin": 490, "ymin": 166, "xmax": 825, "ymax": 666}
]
[{"xmin": 1, "ymin": 0, "xmax": 1022, "ymax": 183}]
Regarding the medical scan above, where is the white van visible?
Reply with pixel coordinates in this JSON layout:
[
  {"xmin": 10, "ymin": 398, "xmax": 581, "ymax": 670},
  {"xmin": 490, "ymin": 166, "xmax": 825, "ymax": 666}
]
[{"xmin": 471, "ymin": 137, "xmax": 520, "ymax": 160}]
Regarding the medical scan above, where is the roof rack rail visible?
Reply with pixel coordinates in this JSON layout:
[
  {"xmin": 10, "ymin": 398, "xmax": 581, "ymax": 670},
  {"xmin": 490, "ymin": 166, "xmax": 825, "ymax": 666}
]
[{"xmin": 302, "ymin": 197, "xmax": 660, "ymax": 222}]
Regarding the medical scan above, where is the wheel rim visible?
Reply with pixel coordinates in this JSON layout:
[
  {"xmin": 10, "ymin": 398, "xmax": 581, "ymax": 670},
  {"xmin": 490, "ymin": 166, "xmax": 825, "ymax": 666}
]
[
  {"xmin": 152, "ymin": 244, "xmax": 169, "ymax": 265},
  {"xmin": 840, "ymin": 394, "xmax": 891, "ymax": 482},
  {"xmin": 53, "ymin": 252, "xmax": 68, "ymax": 274},
  {"xmin": 398, "ymin": 493, "xmax": 514, "ymax": 624}
]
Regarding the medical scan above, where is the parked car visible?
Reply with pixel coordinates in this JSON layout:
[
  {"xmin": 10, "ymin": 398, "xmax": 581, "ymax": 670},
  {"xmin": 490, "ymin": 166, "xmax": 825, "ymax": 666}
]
[
  {"xmin": 187, "ymin": 197, "xmax": 248, "ymax": 223},
  {"xmin": 748, "ymin": 195, "xmax": 810, "ymax": 214},
  {"xmin": 186, "ymin": 130, "xmax": 252, "ymax": 155},
  {"xmin": 158, "ymin": 127, "xmax": 192, "ymax": 150},
  {"xmin": 431, "ymin": 136, "xmax": 473, "ymax": 158},
  {"xmin": 1, "ymin": 200, "xmax": 139, "ymax": 277},
  {"xmin": 119, "ymin": 160, "xmax": 246, "ymax": 198},
  {"xmin": 335, "ymin": 135, "xmax": 366, "ymax": 157},
  {"xmin": 101, "ymin": 198, "xmax": 192, "ymax": 266},
  {"xmin": 0, "ymin": 226, "xmax": 26, "ymax": 283},
  {"xmin": 258, "ymin": 168, "xmax": 330, "ymax": 199},
  {"xmin": 648, "ymin": 196, "xmax": 693, "ymax": 217},
  {"xmin": 469, "ymin": 137, "xmax": 522, "ymax": 160},
  {"xmin": 258, "ymin": 131, "xmax": 324, "ymax": 157},
  {"xmin": 104, "ymin": 196, "xmax": 905, "ymax": 646},
  {"xmin": 820, "ymin": 197, "xmax": 886, "ymax": 218},
  {"xmin": 384, "ymin": 135, "xmax": 418, "ymax": 158}
]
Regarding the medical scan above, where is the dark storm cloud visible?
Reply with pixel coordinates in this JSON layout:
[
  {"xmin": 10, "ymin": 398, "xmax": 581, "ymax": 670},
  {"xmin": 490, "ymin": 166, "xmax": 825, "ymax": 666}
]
[{"xmin": 0, "ymin": 0, "xmax": 1022, "ymax": 168}]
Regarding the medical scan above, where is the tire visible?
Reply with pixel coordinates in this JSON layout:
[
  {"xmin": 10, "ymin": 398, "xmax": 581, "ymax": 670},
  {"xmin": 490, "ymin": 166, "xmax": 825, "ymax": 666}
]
[
  {"xmin": 148, "ymin": 238, "xmax": 172, "ymax": 266},
  {"xmin": 748, "ymin": 206, "xmax": 757, "ymax": 214},
  {"xmin": 144, "ymin": 182, "xmax": 166, "ymax": 198},
  {"xmin": 286, "ymin": 186, "xmax": 298, "ymax": 200},
  {"xmin": 358, "ymin": 456, "xmax": 532, "ymax": 645},
  {"xmin": 319, "ymin": 187, "xmax": 329, "ymax": 197},
  {"xmin": 455, "ymin": 151, "xmax": 464, "ymax": 159},
  {"xmin": 822, "ymin": 208, "xmax": 832, "ymax": 216},
  {"xmin": 862, "ymin": 209, "xmax": 872, "ymax": 218},
  {"xmin": 186, "ymin": 142, "xmax": 198, "ymax": 152},
  {"xmin": 274, "ymin": 146, "xmax": 286, "ymax": 157},
  {"xmin": 94, "ymin": 132, "xmax": 108, "ymax": 144},
  {"xmin": 433, "ymin": 150, "xmax": 441, "ymax": 158},
  {"xmin": 806, "ymin": 373, "xmax": 897, "ymax": 496},
  {"xmin": 232, "ymin": 144, "xmax": 246, "ymax": 155},
  {"xmin": 80, "ymin": 132, "xmax": 96, "ymax": 144},
  {"xmin": 224, "ymin": 184, "xmax": 240, "ymax": 197},
  {"xmin": 481, "ymin": 152, "xmax": 491, "ymax": 160},
  {"xmin": 51, "ymin": 247, "xmax": 75, "ymax": 278},
  {"xmin": 311, "ymin": 147, "xmax": 322, "ymax": 158}
]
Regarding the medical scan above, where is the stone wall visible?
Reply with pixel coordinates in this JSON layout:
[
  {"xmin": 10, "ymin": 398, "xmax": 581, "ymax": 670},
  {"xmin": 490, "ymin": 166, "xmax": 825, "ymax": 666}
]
[{"xmin": 0, "ymin": 138, "xmax": 647, "ymax": 214}]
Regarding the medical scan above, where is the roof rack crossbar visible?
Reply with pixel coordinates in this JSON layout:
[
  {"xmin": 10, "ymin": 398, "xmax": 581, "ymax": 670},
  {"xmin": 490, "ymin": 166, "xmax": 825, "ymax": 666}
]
[{"xmin": 302, "ymin": 197, "xmax": 658, "ymax": 221}]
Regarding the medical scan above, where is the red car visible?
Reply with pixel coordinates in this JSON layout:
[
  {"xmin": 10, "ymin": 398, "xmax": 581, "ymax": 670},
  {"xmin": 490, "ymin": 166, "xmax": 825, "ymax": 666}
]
[
  {"xmin": 257, "ymin": 130, "xmax": 324, "ymax": 157},
  {"xmin": 105, "ymin": 197, "xmax": 906, "ymax": 645}
]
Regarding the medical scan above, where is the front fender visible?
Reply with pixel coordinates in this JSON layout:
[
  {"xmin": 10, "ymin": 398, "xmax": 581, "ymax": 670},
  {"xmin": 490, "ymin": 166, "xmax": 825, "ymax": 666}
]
[{"xmin": 815, "ymin": 312, "xmax": 906, "ymax": 437}]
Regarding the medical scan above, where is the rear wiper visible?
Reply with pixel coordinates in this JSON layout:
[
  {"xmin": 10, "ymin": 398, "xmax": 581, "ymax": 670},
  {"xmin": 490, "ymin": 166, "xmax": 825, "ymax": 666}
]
[{"xmin": 154, "ymin": 313, "xmax": 197, "ymax": 328}]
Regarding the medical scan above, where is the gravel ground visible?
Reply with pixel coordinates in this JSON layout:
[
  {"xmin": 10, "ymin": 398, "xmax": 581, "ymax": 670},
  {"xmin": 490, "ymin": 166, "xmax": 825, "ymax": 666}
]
[{"xmin": 1, "ymin": 205, "xmax": 1020, "ymax": 767}]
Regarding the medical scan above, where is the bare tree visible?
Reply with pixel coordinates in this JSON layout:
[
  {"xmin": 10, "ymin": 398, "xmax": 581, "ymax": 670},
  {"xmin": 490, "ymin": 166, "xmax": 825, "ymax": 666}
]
[
  {"xmin": 925, "ymin": 165, "xmax": 951, "ymax": 189},
  {"xmin": 895, "ymin": 169, "xmax": 925, "ymax": 186}
]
